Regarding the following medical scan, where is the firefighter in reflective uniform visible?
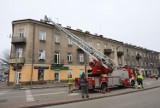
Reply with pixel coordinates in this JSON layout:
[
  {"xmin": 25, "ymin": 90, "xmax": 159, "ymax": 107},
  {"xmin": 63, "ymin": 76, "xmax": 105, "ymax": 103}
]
[
  {"xmin": 80, "ymin": 72, "xmax": 89, "ymax": 98},
  {"xmin": 137, "ymin": 72, "xmax": 143, "ymax": 89},
  {"xmin": 67, "ymin": 74, "xmax": 74, "ymax": 93}
]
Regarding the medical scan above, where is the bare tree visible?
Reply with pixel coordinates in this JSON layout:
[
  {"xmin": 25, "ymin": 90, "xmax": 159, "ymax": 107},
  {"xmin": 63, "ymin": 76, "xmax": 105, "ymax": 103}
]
[
  {"xmin": 0, "ymin": 49, "xmax": 10, "ymax": 80},
  {"xmin": 0, "ymin": 49, "xmax": 10, "ymax": 65}
]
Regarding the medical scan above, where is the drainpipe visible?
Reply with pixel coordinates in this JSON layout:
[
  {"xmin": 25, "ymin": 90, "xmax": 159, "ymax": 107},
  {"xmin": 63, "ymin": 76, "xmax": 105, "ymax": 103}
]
[{"xmin": 31, "ymin": 23, "xmax": 35, "ymax": 85}]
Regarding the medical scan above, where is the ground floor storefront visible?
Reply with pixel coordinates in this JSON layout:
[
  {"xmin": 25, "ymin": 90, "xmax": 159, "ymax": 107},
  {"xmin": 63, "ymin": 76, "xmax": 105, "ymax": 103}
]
[{"xmin": 8, "ymin": 64, "xmax": 90, "ymax": 85}]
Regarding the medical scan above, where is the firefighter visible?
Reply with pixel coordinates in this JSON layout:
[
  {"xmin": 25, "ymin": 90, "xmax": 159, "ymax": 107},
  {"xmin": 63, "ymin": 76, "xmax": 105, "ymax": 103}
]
[
  {"xmin": 137, "ymin": 72, "xmax": 143, "ymax": 89},
  {"xmin": 80, "ymin": 72, "xmax": 89, "ymax": 98},
  {"xmin": 67, "ymin": 74, "xmax": 74, "ymax": 93}
]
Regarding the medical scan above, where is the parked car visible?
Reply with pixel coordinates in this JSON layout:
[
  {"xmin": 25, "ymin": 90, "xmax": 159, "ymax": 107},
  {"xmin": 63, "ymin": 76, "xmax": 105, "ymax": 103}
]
[{"xmin": 149, "ymin": 74, "xmax": 157, "ymax": 78}]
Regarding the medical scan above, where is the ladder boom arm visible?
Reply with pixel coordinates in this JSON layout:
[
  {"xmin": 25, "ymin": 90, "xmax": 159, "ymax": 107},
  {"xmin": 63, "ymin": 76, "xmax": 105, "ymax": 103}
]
[{"xmin": 42, "ymin": 15, "xmax": 116, "ymax": 69}]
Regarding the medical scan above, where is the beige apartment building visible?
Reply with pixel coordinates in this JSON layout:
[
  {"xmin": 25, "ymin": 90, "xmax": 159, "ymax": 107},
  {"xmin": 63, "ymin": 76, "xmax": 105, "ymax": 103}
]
[
  {"xmin": 8, "ymin": 18, "xmax": 160, "ymax": 85},
  {"xmin": 123, "ymin": 44, "xmax": 160, "ymax": 77}
]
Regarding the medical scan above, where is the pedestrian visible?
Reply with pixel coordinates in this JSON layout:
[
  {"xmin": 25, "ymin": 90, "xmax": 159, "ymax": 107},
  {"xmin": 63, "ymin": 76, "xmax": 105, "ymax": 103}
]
[
  {"xmin": 80, "ymin": 72, "xmax": 89, "ymax": 98},
  {"xmin": 67, "ymin": 74, "xmax": 74, "ymax": 93},
  {"xmin": 130, "ymin": 74, "xmax": 135, "ymax": 88},
  {"xmin": 137, "ymin": 71, "xmax": 144, "ymax": 89},
  {"xmin": 156, "ymin": 74, "xmax": 158, "ymax": 80}
]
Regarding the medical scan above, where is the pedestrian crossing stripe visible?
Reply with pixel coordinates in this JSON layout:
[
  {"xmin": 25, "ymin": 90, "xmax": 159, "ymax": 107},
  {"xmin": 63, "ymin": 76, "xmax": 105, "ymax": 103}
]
[
  {"xmin": 0, "ymin": 90, "xmax": 8, "ymax": 96},
  {"xmin": 68, "ymin": 93, "xmax": 79, "ymax": 96},
  {"xmin": 26, "ymin": 90, "xmax": 35, "ymax": 102}
]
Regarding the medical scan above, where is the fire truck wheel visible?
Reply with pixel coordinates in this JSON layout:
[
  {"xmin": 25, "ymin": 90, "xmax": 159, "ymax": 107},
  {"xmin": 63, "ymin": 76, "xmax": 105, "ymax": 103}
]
[{"xmin": 101, "ymin": 83, "xmax": 107, "ymax": 91}]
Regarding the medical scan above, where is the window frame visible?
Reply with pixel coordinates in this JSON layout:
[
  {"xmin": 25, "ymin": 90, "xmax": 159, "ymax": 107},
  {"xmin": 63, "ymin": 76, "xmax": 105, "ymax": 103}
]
[
  {"xmin": 19, "ymin": 28, "xmax": 25, "ymax": 37},
  {"xmin": 39, "ymin": 31, "xmax": 46, "ymax": 41},
  {"xmin": 79, "ymin": 53, "xmax": 84, "ymax": 63},
  {"xmin": 38, "ymin": 49, "xmax": 46, "ymax": 60},
  {"xmin": 67, "ymin": 52, "xmax": 73, "ymax": 62},
  {"xmin": 68, "ymin": 38, "xmax": 73, "ymax": 45},
  {"xmin": 16, "ymin": 48, "xmax": 23, "ymax": 58},
  {"xmin": 54, "ymin": 52, "xmax": 60, "ymax": 64},
  {"xmin": 55, "ymin": 34, "xmax": 61, "ymax": 43},
  {"xmin": 97, "ymin": 42, "xmax": 101, "ymax": 50}
]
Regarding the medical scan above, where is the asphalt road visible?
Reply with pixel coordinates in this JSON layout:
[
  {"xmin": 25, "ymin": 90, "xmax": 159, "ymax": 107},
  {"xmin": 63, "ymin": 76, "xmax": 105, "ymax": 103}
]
[
  {"xmin": 44, "ymin": 87, "xmax": 160, "ymax": 108},
  {"xmin": 0, "ymin": 78, "xmax": 159, "ymax": 108},
  {"xmin": 0, "ymin": 87, "xmax": 70, "ymax": 108}
]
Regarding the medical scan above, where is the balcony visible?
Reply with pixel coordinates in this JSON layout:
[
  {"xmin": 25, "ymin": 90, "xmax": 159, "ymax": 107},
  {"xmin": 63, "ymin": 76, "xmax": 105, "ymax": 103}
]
[
  {"xmin": 104, "ymin": 49, "xmax": 112, "ymax": 56},
  {"xmin": 136, "ymin": 53, "xmax": 142, "ymax": 62},
  {"xmin": 9, "ymin": 58, "xmax": 25, "ymax": 64},
  {"xmin": 51, "ymin": 59, "xmax": 64, "ymax": 65},
  {"xmin": 117, "ymin": 51, "xmax": 124, "ymax": 57},
  {"xmin": 77, "ymin": 48, "xmax": 84, "ymax": 52},
  {"xmin": 11, "ymin": 36, "xmax": 26, "ymax": 44}
]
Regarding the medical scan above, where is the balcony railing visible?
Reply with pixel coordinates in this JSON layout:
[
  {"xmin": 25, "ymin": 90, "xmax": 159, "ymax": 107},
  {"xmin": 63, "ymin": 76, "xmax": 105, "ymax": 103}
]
[
  {"xmin": 136, "ymin": 53, "xmax": 142, "ymax": 63},
  {"xmin": 117, "ymin": 51, "xmax": 124, "ymax": 57},
  {"xmin": 104, "ymin": 49, "xmax": 112, "ymax": 56},
  {"xmin": 9, "ymin": 58, "xmax": 25, "ymax": 64},
  {"xmin": 51, "ymin": 59, "xmax": 64, "ymax": 65},
  {"xmin": 11, "ymin": 36, "xmax": 26, "ymax": 44}
]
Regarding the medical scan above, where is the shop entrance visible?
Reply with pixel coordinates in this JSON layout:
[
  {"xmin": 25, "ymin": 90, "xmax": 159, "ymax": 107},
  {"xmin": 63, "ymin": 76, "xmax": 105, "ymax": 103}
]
[{"xmin": 54, "ymin": 70, "xmax": 60, "ymax": 82}]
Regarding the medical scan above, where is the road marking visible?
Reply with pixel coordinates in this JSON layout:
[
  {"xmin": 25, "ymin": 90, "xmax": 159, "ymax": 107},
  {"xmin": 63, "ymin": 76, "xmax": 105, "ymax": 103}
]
[
  {"xmin": 144, "ymin": 81, "xmax": 155, "ymax": 85},
  {"xmin": 68, "ymin": 93, "xmax": 80, "ymax": 96},
  {"xmin": 0, "ymin": 90, "xmax": 8, "ymax": 96},
  {"xmin": 144, "ymin": 82, "xmax": 153, "ymax": 85},
  {"xmin": 26, "ymin": 90, "xmax": 34, "ymax": 102},
  {"xmin": 33, "ymin": 92, "xmax": 67, "ymax": 96}
]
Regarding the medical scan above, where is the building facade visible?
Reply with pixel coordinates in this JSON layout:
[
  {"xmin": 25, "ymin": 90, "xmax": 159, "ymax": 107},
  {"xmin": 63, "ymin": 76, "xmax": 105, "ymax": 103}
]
[
  {"xmin": 8, "ymin": 19, "xmax": 160, "ymax": 85},
  {"xmin": 123, "ymin": 44, "xmax": 160, "ymax": 77}
]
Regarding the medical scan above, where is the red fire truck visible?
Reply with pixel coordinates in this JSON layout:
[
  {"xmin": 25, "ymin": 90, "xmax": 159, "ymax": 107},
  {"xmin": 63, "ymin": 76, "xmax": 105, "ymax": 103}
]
[
  {"xmin": 75, "ymin": 59, "xmax": 136, "ymax": 91},
  {"xmin": 42, "ymin": 16, "xmax": 136, "ymax": 92}
]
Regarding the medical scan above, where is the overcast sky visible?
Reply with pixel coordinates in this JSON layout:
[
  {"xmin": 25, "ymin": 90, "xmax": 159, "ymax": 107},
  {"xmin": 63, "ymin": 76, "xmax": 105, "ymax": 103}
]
[{"xmin": 0, "ymin": 0, "xmax": 160, "ymax": 54}]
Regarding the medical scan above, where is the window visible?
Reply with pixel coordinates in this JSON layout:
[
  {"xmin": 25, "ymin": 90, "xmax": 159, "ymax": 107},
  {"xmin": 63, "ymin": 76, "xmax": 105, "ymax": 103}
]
[
  {"xmin": 54, "ymin": 52, "xmax": 60, "ymax": 64},
  {"xmin": 39, "ymin": 50, "xmax": 45, "ymax": 60},
  {"xmin": 19, "ymin": 29, "xmax": 25, "ymax": 37},
  {"xmin": 68, "ymin": 38, "xmax": 73, "ymax": 45},
  {"xmin": 143, "ymin": 53, "xmax": 146, "ymax": 57},
  {"xmin": 126, "ymin": 49, "xmax": 128, "ymax": 52},
  {"xmin": 67, "ymin": 52, "xmax": 72, "ymax": 62},
  {"xmin": 39, "ymin": 31, "xmax": 46, "ymax": 41},
  {"xmin": 79, "ymin": 53, "xmax": 84, "ymax": 62},
  {"xmin": 88, "ymin": 41, "xmax": 92, "ymax": 47},
  {"xmin": 16, "ymin": 48, "xmax": 23, "ymax": 58},
  {"xmin": 131, "ymin": 51, "xmax": 134, "ymax": 56},
  {"xmin": 97, "ymin": 42, "xmax": 100, "ymax": 50},
  {"xmin": 139, "ymin": 53, "xmax": 142, "ymax": 56},
  {"xmin": 55, "ymin": 34, "xmax": 60, "ymax": 43},
  {"xmin": 104, "ymin": 45, "xmax": 107, "ymax": 49},
  {"xmin": 111, "ymin": 45, "xmax": 114, "ymax": 51},
  {"xmin": 116, "ymin": 46, "xmax": 120, "ymax": 51}
]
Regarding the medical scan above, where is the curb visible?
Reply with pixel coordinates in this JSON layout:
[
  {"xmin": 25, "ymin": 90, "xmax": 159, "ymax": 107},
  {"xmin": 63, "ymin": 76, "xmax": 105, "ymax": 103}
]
[{"xmin": 21, "ymin": 86, "xmax": 160, "ymax": 108}]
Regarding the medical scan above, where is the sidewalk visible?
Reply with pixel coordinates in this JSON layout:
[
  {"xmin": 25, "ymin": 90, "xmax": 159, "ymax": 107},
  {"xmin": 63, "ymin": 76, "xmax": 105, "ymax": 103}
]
[
  {"xmin": 21, "ymin": 79, "xmax": 160, "ymax": 108},
  {"xmin": 0, "ymin": 82, "xmax": 68, "ymax": 89},
  {"xmin": 20, "ymin": 82, "xmax": 68, "ymax": 90}
]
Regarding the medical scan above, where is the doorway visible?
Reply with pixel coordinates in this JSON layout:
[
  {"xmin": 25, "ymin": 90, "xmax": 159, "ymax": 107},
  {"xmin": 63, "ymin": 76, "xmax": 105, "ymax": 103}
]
[
  {"xmin": 38, "ymin": 69, "xmax": 44, "ymax": 80},
  {"xmin": 54, "ymin": 70, "xmax": 60, "ymax": 82},
  {"xmin": 15, "ymin": 72, "xmax": 21, "ymax": 84}
]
